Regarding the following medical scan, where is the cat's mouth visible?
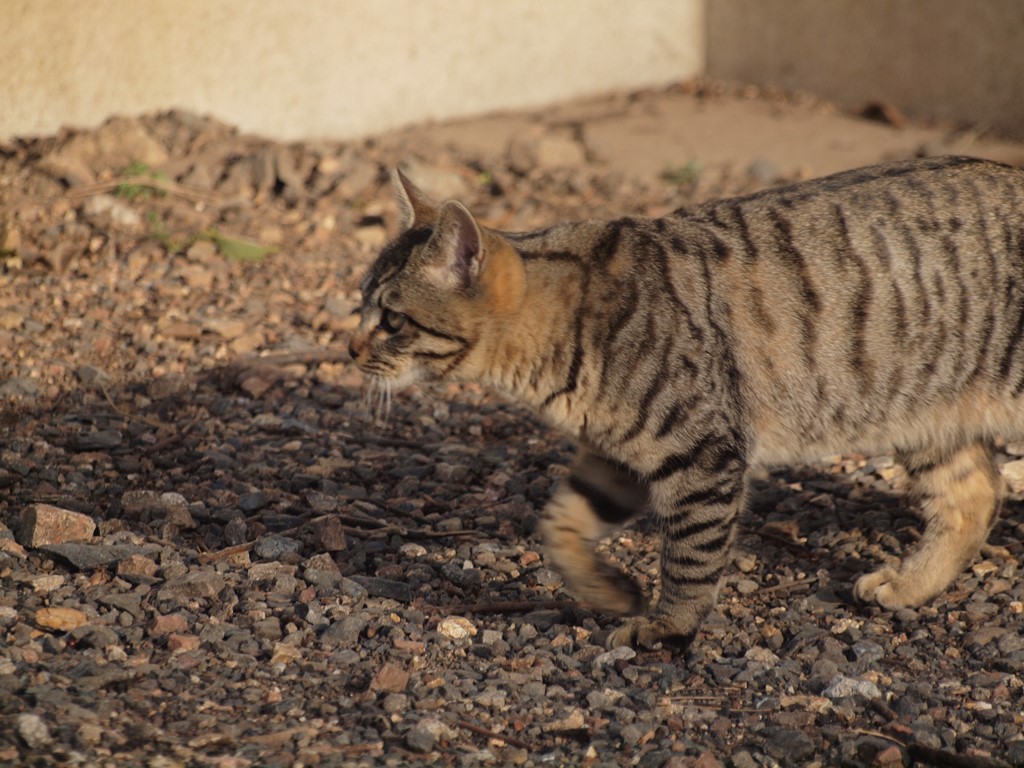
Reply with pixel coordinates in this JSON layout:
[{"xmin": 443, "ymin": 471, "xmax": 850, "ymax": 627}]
[{"xmin": 360, "ymin": 368, "xmax": 420, "ymax": 423}]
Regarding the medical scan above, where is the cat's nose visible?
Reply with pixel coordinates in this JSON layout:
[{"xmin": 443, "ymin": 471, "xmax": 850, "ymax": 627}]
[{"xmin": 348, "ymin": 335, "xmax": 365, "ymax": 361}]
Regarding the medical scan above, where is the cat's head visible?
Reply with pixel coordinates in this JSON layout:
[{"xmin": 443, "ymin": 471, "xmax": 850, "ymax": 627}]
[{"xmin": 348, "ymin": 170, "xmax": 526, "ymax": 387}]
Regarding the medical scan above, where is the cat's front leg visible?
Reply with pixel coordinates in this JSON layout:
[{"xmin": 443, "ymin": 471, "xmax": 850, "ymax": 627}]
[
  {"xmin": 608, "ymin": 433, "xmax": 748, "ymax": 650},
  {"xmin": 539, "ymin": 450, "xmax": 649, "ymax": 616}
]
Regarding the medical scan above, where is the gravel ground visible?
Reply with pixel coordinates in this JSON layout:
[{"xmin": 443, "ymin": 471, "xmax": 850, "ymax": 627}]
[{"xmin": 1, "ymin": 83, "xmax": 1023, "ymax": 767}]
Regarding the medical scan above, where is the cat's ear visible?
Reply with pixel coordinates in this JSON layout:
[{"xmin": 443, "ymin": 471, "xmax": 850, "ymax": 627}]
[
  {"xmin": 423, "ymin": 200, "xmax": 484, "ymax": 290},
  {"xmin": 392, "ymin": 168, "xmax": 438, "ymax": 230}
]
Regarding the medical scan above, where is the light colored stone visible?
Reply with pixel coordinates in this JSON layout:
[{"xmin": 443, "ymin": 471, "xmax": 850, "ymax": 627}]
[
  {"xmin": 35, "ymin": 606, "xmax": 89, "ymax": 631},
  {"xmin": 592, "ymin": 645, "xmax": 636, "ymax": 670},
  {"xmin": 167, "ymin": 634, "xmax": 201, "ymax": 654},
  {"xmin": 822, "ymin": 675, "xmax": 882, "ymax": 700},
  {"xmin": 17, "ymin": 503, "xmax": 95, "ymax": 547},
  {"xmin": 117, "ymin": 554, "xmax": 159, "ymax": 579},
  {"xmin": 544, "ymin": 708, "xmax": 586, "ymax": 732},
  {"xmin": 438, "ymin": 616, "xmax": 477, "ymax": 640},
  {"xmin": 16, "ymin": 713, "xmax": 52, "ymax": 749}
]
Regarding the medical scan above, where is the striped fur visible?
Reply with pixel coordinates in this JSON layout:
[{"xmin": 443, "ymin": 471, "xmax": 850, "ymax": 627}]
[{"xmin": 350, "ymin": 158, "xmax": 1024, "ymax": 649}]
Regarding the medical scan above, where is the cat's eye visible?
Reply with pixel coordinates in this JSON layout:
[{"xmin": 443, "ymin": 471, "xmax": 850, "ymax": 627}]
[{"xmin": 380, "ymin": 309, "xmax": 406, "ymax": 334}]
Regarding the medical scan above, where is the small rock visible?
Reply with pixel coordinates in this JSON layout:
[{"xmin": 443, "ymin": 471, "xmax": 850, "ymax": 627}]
[
  {"xmin": 17, "ymin": 504, "xmax": 95, "ymax": 547},
  {"xmin": 25, "ymin": 574, "xmax": 65, "ymax": 593},
  {"xmin": 744, "ymin": 647, "xmax": 780, "ymax": 666},
  {"xmin": 405, "ymin": 718, "xmax": 456, "ymax": 754},
  {"xmin": 779, "ymin": 694, "xmax": 832, "ymax": 714},
  {"xmin": 254, "ymin": 535, "xmax": 302, "ymax": 560},
  {"xmin": 157, "ymin": 571, "xmax": 226, "ymax": 601},
  {"xmin": 371, "ymin": 662, "xmax": 410, "ymax": 693},
  {"xmin": 81, "ymin": 194, "xmax": 143, "ymax": 232},
  {"xmin": 116, "ymin": 554, "xmax": 159, "ymax": 579},
  {"xmin": 0, "ymin": 377, "xmax": 39, "ymax": 398},
  {"xmin": 149, "ymin": 613, "xmax": 189, "ymax": 637},
  {"xmin": 203, "ymin": 318, "xmax": 249, "ymax": 340},
  {"xmin": 0, "ymin": 539, "xmax": 27, "ymax": 559},
  {"xmin": 593, "ymin": 645, "xmax": 636, "ymax": 671},
  {"xmin": 692, "ymin": 753, "xmax": 724, "ymax": 768},
  {"xmin": 70, "ymin": 624, "xmax": 120, "ymax": 649},
  {"xmin": 399, "ymin": 543, "xmax": 427, "ymax": 558},
  {"xmin": 167, "ymin": 634, "xmax": 201, "ymax": 654},
  {"xmin": 764, "ymin": 728, "xmax": 816, "ymax": 762},
  {"xmin": 120, "ymin": 491, "xmax": 190, "ymax": 524},
  {"xmin": 851, "ymin": 640, "xmax": 885, "ymax": 667},
  {"xmin": 147, "ymin": 372, "xmax": 189, "ymax": 400},
  {"xmin": 238, "ymin": 491, "xmax": 269, "ymax": 512},
  {"xmin": 320, "ymin": 616, "xmax": 368, "ymax": 646},
  {"xmin": 35, "ymin": 606, "xmax": 89, "ymax": 631},
  {"xmin": 736, "ymin": 579, "xmax": 759, "ymax": 595},
  {"xmin": 254, "ymin": 617, "xmax": 283, "ymax": 641},
  {"xmin": 161, "ymin": 321, "xmax": 202, "ymax": 341},
  {"xmin": 438, "ymin": 616, "xmax": 477, "ymax": 640},
  {"xmin": 874, "ymin": 745, "xmax": 905, "ymax": 765},
  {"xmin": 544, "ymin": 708, "xmax": 586, "ymax": 732},
  {"xmin": 69, "ymin": 429, "xmax": 123, "ymax": 450},
  {"xmin": 734, "ymin": 554, "xmax": 757, "ymax": 573},
  {"xmin": 348, "ymin": 575, "xmax": 411, "ymax": 602},
  {"xmin": 729, "ymin": 751, "xmax": 758, "ymax": 768},
  {"xmin": 382, "ymin": 693, "xmax": 408, "ymax": 714},
  {"xmin": 40, "ymin": 542, "xmax": 157, "ymax": 571},
  {"xmin": 270, "ymin": 642, "xmax": 302, "ymax": 665},
  {"xmin": 340, "ymin": 578, "xmax": 369, "ymax": 601},
  {"xmin": 76, "ymin": 365, "xmax": 113, "ymax": 391},
  {"xmin": 16, "ymin": 713, "xmax": 52, "ymax": 749},
  {"xmin": 312, "ymin": 517, "xmax": 347, "ymax": 552},
  {"xmin": 822, "ymin": 675, "xmax": 882, "ymax": 700}
]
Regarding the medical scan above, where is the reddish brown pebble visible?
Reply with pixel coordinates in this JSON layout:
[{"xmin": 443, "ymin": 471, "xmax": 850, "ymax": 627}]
[
  {"xmin": 370, "ymin": 662, "xmax": 409, "ymax": 693},
  {"xmin": 149, "ymin": 613, "xmax": 190, "ymax": 637},
  {"xmin": 116, "ymin": 554, "xmax": 159, "ymax": 579},
  {"xmin": 167, "ymin": 634, "xmax": 201, "ymax": 653},
  {"xmin": 17, "ymin": 504, "xmax": 96, "ymax": 547},
  {"xmin": 873, "ymin": 745, "xmax": 904, "ymax": 766},
  {"xmin": 313, "ymin": 516, "xmax": 347, "ymax": 552}
]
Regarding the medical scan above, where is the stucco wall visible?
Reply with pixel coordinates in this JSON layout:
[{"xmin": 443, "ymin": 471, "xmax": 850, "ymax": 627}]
[
  {"xmin": 1, "ymin": 0, "xmax": 704, "ymax": 141},
  {"xmin": 707, "ymin": 0, "xmax": 1024, "ymax": 140},
  {"xmin": 3, "ymin": 1, "xmax": 1020, "ymax": 143}
]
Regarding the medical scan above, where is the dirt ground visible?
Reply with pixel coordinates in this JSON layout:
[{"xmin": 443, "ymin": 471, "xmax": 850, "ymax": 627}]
[{"xmin": 2, "ymin": 81, "xmax": 1024, "ymax": 767}]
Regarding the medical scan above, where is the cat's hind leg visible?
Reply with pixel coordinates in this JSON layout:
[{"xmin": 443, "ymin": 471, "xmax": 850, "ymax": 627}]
[
  {"xmin": 854, "ymin": 440, "xmax": 1000, "ymax": 608},
  {"xmin": 538, "ymin": 450, "xmax": 648, "ymax": 616}
]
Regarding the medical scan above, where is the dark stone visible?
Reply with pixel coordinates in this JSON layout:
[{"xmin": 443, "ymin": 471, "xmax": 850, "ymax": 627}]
[
  {"xmin": 254, "ymin": 535, "xmax": 302, "ymax": 560},
  {"xmin": 69, "ymin": 624, "xmax": 120, "ymax": 648},
  {"xmin": 348, "ymin": 576, "xmax": 412, "ymax": 603},
  {"xmin": 69, "ymin": 430, "xmax": 123, "ymax": 450},
  {"xmin": 320, "ymin": 616, "xmax": 368, "ymax": 647},
  {"xmin": 521, "ymin": 610, "xmax": 562, "ymax": 631},
  {"xmin": 41, "ymin": 543, "xmax": 161, "ymax": 571},
  {"xmin": 764, "ymin": 727, "xmax": 816, "ymax": 763},
  {"xmin": 405, "ymin": 723, "xmax": 436, "ymax": 754},
  {"xmin": 238, "ymin": 491, "xmax": 268, "ymax": 512}
]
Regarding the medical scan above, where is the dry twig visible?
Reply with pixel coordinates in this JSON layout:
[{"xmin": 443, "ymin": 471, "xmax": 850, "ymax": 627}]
[
  {"xmin": 456, "ymin": 720, "xmax": 536, "ymax": 751},
  {"xmin": 66, "ymin": 175, "xmax": 222, "ymax": 205},
  {"xmin": 447, "ymin": 599, "xmax": 577, "ymax": 616}
]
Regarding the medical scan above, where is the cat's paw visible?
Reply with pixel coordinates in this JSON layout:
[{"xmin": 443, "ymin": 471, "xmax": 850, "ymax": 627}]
[
  {"xmin": 606, "ymin": 616, "xmax": 695, "ymax": 651},
  {"xmin": 853, "ymin": 567, "xmax": 911, "ymax": 609},
  {"xmin": 584, "ymin": 561, "xmax": 647, "ymax": 616}
]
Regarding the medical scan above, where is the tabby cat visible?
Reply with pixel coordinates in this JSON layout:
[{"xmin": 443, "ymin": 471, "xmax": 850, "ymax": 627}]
[{"xmin": 349, "ymin": 156, "xmax": 1024, "ymax": 649}]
